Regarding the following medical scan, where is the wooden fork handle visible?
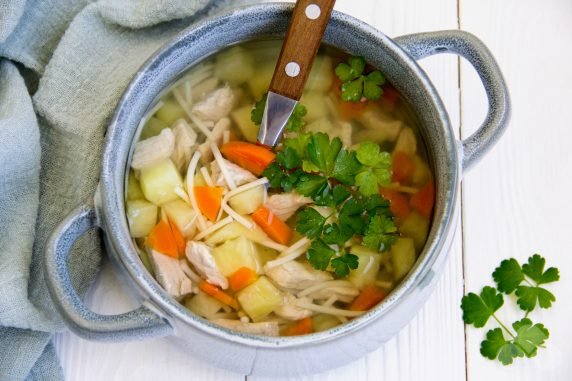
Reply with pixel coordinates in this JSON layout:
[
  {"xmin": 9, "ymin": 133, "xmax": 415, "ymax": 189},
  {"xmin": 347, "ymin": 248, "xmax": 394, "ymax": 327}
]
[{"xmin": 269, "ymin": 0, "xmax": 336, "ymax": 100}]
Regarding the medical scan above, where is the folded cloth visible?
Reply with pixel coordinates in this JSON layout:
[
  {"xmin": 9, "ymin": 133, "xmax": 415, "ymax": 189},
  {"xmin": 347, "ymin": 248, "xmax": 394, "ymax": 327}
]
[{"xmin": 0, "ymin": 0, "xmax": 260, "ymax": 379}]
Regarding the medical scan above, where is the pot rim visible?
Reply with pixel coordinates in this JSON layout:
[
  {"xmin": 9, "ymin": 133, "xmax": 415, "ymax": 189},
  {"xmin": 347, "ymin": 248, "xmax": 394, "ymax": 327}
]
[{"xmin": 100, "ymin": 3, "xmax": 460, "ymax": 348}]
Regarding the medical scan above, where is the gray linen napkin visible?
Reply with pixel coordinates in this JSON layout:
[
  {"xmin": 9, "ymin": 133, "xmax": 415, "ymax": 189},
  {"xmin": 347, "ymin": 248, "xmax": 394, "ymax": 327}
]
[{"xmin": 0, "ymin": 0, "xmax": 253, "ymax": 379}]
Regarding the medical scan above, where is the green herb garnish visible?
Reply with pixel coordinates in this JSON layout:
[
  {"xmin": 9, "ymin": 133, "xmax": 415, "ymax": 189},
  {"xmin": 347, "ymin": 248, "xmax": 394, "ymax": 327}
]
[
  {"xmin": 251, "ymin": 93, "xmax": 307, "ymax": 132},
  {"xmin": 461, "ymin": 254, "xmax": 559, "ymax": 365},
  {"xmin": 335, "ymin": 56, "xmax": 386, "ymax": 102},
  {"xmin": 354, "ymin": 142, "xmax": 392, "ymax": 195}
]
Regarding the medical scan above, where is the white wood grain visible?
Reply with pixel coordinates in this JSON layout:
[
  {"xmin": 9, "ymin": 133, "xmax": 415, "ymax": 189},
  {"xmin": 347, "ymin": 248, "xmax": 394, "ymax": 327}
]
[
  {"xmin": 54, "ymin": 0, "xmax": 471, "ymax": 380},
  {"xmin": 460, "ymin": 0, "xmax": 572, "ymax": 379}
]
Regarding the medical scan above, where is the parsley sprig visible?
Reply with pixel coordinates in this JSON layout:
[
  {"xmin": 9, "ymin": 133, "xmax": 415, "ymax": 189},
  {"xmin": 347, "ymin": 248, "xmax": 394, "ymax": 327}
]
[
  {"xmin": 262, "ymin": 130, "xmax": 397, "ymax": 277},
  {"xmin": 335, "ymin": 56, "xmax": 386, "ymax": 102},
  {"xmin": 461, "ymin": 254, "xmax": 559, "ymax": 365}
]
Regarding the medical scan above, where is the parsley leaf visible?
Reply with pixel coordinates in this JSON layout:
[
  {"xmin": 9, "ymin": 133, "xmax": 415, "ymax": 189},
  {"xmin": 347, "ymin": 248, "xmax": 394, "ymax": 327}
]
[
  {"xmin": 363, "ymin": 71, "xmax": 386, "ymax": 100},
  {"xmin": 331, "ymin": 254, "xmax": 359, "ymax": 277},
  {"xmin": 332, "ymin": 185, "xmax": 351, "ymax": 205},
  {"xmin": 322, "ymin": 223, "xmax": 352, "ymax": 247},
  {"xmin": 512, "ymin": 318, "xmax": 549, "ymax": 358},
  {"xmin": 285, "ymin": 103, "xmax": 307, "ymax": 132},
  {"xmin": 276, "ymin": 147, "xmax": 302, "ymax": 170},
  {"xmin": 515, "ymin": 285, "xmax": 556, "ymax": 311},
  {"xmin": 251, "ymin": 94, "xmax": 267, "ymax": 124},
  {"xmin": 284, "ymin": 133, "xmax": 311, "ymax": 159},
  {"xmin": 335, "ymin": 56, "xmax": 385, "ymax": 102},
  {"xmin": 263, "ymin": 162, "xmax": 286, "ymax": 189},
  {"xmin": 362, "ymin": 215, "xmax": 397, "ymax": 252},
  {"xmin": 307, "ymin": 133, "xmax": 342, "ymax": 176},
  {"xmin": 522, "ymin": 254, "xmax": 560, "ymax": 285},
  {"xmin": 296, "ymin": 208, "xmax": 327, "ymax": 239},
  {"xmin": 302, "ymin": 160, "xmax": 320, "ymax": 173},
  {"xmin": 364, "ymin": 194, "xmax": 391, "ymax": 217},
  {"xmin": 492, "ymin": 254, "xmax": 559, "ymax": 311},
  {"xmin": 480, "ymin": 328, "xmax": 524, "ymax": 365},
  {"xmin": 307, "ymin": 239, "xmax": 336, "ymax": 271},
  {"xmin": 294, "ymin": 173, "xmax": 328, "ymax": 197},
  {"xmin": 331, "ymin": 149, "xmax": 361, "ymax": 185},
  {"xmin": 340, "ymin": 78, "xmax": 365, "ymax": 102},
  {"xmin": 251, "ymin": 93, "xmax": 307, "ymax": 132},
  {"xmin": 461, "ymin": 286, "xmax": 504, "ymax": 328},
  {"xmin": 338, "ymin": 197, "xmax": 366, "ymax": 235},
  {"xmin": 335, "ymin": 56, "xmax": 365, "ymax": 81},
  {"xmin": 480, "ymin": 319, "xmax": 550, "ymax": 365},
  {"xmin": 355, "ymin": 171, "xmax": 380, "ymax": 196},
  {"xmin": 355, "ymin": 142, "xmax": 392, "ymax": 195},
  {"xmin": 493, "ymin": 258, "xmax": 524, "ymax": 293}
]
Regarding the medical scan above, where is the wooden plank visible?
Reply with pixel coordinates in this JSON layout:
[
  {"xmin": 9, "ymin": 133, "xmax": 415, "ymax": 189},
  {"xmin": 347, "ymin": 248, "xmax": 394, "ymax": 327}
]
[
  {"xmin": 250, "ymin": 0, "xmax": 466, "ymax": 379},
  {"xmin": 460, "ymin": 0, "xmax": 572, "ymax": 379}
]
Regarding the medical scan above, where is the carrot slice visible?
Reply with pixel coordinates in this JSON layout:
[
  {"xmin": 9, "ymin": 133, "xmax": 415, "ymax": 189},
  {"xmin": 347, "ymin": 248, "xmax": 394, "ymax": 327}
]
[
  {"xmin": 194, "ymin": 186, "xmax": 224, "ymax": 221},
  {"xmin": 229, "ymin": 267, "xmax": 258, "ymax": 292},
  {"xmin": 350, "ymin": 285, "xmax": 387, "ymax": 311},
  {"xmin": 199, "ymin": 281, "xmax": 239, "ymax": 310},
  {"xmin": 410, "ymin": 180, "xmax": 435, "ymax": 218},
  {"xmin": 379, "ymin": 85, "xmax": 399, "ymax": 111},
  {"xmin": 168, "ymin": 219, "xmax": 186, "ymax": 257},
  {"xmin": 379, "ymin": 188, "xmax": 411, "ymax": 220},
  {"xmin": 146, "ymin": 219, "xmax": 179, "ymax": 258},
  {"xmin": 220, "ymin": 141, "xmax": 276, "ymax": 176},
  {"xmin": 338, "ymin": 99, "xmax": 369, "ymax": 120},
  {"xmin": 392, "ymin": 151, "xmax": 416, "ymax": 183},
  {"xmin": 251, "ymin": 206, "xmax": 293, "ymax": 245},
  {"xmin": 283, "ymin": 317, "xmax": 314, "ymax": 336}
]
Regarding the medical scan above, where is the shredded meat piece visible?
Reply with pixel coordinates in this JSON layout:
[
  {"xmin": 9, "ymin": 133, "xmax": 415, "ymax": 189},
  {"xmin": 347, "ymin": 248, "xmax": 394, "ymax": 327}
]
[
  {"xmin": 264, "ymin": 192, "xmax": 313, "ymax": 221},
  {"xmin": 131, "ymin": 128, "xmax": 175, "ymax": 170},
  {"xmin": 148, "ymin": 249, "xmax": 193, "ymax": 299},
  {"xmin": 186, "ymin": 241, "xmax": 228, "ymax": 289},
  {"xmin": 265, "ymin": 260, "xmax": 332, "ymax": 290},
  {"xmin": 210, "ymin": 158, "xmax": 256, "ymax": 187},
  {"xmin": 171, "ymin": 119, "xmax": 197, "ymax": 173},
  {"xmin": 274, "ymin": 293, "xmax": 313, "ymax": 320},
  {"xmin": 192, "ymin": 85, "xmax": 236, "ymax": 123}
]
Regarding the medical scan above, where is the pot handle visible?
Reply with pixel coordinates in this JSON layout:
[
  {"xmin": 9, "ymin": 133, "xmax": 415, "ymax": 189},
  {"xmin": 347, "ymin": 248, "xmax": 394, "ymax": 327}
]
[
  {"xmin": 44, "ymin": 204, "xmax": 173, "ymax": 341},
  {"xmin": 394, "ymin": 30, "xmax": 510, "ymax": 172}
]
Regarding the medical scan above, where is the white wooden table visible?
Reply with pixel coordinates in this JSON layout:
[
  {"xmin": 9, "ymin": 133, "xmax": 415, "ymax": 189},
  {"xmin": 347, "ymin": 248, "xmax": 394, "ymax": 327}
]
[{"xmin": 54, "ymin": 0, "xmax": 572, "ymax": 379}]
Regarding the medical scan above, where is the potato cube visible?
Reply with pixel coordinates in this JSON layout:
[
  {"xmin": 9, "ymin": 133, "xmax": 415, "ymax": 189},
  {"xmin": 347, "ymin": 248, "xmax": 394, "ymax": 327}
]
[
  {"xmin": 186, "ymin": 291, "xmax": 225, "ymax": 319},
  {"xmin": 228, "ymin": 185, "xmax": 264, "ymax": 215},
  {"xmin": 155, "ymin": 98, "xmax": 186, "ymax": 125},
  {"xmin": 348, "ymin": 245, "xmax": 382, "ymax": 289},
  {"xmin": 238, "ymin": 276, "xmax": 282, "ymax": 321},
  {"xmin": 231, "ymin": 105, "xmax": 259, "ymax": 143},
  {"xmin": 301, "ymin": 92, "xmax": 329, "ymax": 122},
  {"xmin": 126, "ymin": 200, "xmax": 158, "ymax": 238},
  {"xmin": 215, "ymin": 46, "xmax": 255, "ymax": 85},
  {"xmin": 397, "ymin": 211, "xmax": 430, "ymax": 252},
  {"xmin": 126, "ymin": 171, "xmax": 145, "ymax": 201},
  {"xmin": 391, "ymin": 238, "xmax": 417, "ymax": 280},
  {"xmin": 140, "ymin": 117, "xmax": 169, "ymax": 140},
  {"xmin": 162, "ymin": 199, "xmax": 197, "ymax": 238},
  {"xmin": 212, "ymin": 235, "xmax": 261, "ymax": 276},
  {"xmin": 139, "ymin": 159, "xmax": 183, "ymax": 205}
]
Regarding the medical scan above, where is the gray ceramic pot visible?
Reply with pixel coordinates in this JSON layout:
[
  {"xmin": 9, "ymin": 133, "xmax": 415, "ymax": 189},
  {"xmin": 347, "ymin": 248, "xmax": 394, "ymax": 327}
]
[{"xmin": 44, "ymin": 3, "xmax": 510, "ymax": 376}]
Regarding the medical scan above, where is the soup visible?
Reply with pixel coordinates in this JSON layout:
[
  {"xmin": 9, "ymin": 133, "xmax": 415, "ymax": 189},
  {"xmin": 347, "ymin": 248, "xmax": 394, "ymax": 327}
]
[{"xmin": 125, "ymin": 40, "xmax": 434, "ymax": 336}]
